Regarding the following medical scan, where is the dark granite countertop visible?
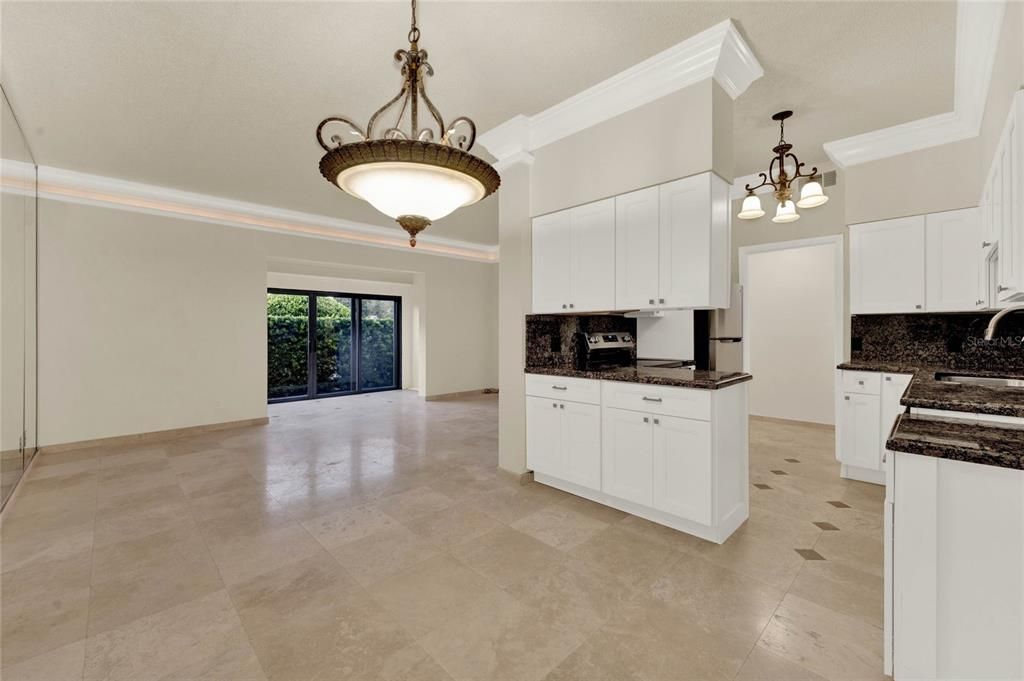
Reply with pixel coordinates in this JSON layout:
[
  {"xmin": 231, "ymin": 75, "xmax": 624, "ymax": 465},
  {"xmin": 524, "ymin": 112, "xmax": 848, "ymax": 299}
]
[
  {"xmin": 887, "ymin": 412, "xmax": 1024, "ymax": 470},
  {"xmin": 525, "ymin": 365, "xmax": 752, "ymax": 390},
  {"xmin": 838, "ymin": 362, "xmax": 1024, "ymax": 419}
]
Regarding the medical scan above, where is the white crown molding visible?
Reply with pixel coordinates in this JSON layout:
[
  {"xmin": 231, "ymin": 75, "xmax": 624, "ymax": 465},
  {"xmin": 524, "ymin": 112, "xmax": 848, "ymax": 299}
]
[
  {"xmin": 0, "ymin": 163, "xmax": 499, "ymax": 263},
  {"xmin": 823, "ymin": 0, "xmax": 1006, "ymax": 169},
  {"xmin": 478, "ymin": 19, "xmax": 763, "ymax": 163}
]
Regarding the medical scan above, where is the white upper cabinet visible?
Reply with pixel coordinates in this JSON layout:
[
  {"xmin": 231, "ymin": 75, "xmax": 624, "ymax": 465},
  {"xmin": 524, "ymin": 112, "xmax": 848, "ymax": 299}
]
[
  {"xmin": 615, "ymin": 186, "xmax": 661, "ymax": 310},
  {"xmin": 531, "ymin": 198, "xmax": 615, "ymax": 314},
  {"xmin": 992, "ymin": 92, "xmax": 1023, "ymax": 303},
  {"xmin": 532, "ymin": 172, "xmax": 731, "ymax": 314},
  {"xmin": 532, "ymin": 210, "xmax": 573, "ymax": 314},
  {"xmin": 850, "ymin": 216, "xmax": 926, "ymax": 314},
  {"xmin": 659, "ymin": 174, "xmax": 731, "ymax": 309},
  {"xmin": 925, "ymin": 208, "xmax": 981, "ymax": 312},
  {"xmin": 569, "ymin": 199, "xmax": 616, "ymax": 313}
]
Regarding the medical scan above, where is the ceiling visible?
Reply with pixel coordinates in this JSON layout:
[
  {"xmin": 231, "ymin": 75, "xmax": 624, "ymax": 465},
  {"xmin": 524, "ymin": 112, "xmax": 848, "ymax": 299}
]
[{"xmin": 0, "ymin": 1, "xmax": 956, "ymax": 246}]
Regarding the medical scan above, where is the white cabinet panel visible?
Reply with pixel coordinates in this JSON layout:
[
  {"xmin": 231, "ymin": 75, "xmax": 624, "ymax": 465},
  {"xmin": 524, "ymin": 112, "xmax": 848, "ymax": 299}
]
[
  {"xmin": 659, "ymin": 175, "xmax": 709, "ymax": 308},
  {"xmin": 532, "ymin": 210, "xmax": 572, "ymax": 314},
  {"xmin": 850, "ymin": 216, "xmax": 926, "ymax": 314},
  {"xmin": 880, "ymin": 373, "xmax": 912, "ymax": 462},
  {"xmin": 525, "ymin": 373, "xmax": 601, "ymax": 405},
  {"xmin": 570, "ymin": 199, "xmax": 616, "ymax": 312},
  {"xmin": 615, "ymin": 186, "xmax": 660, "ymax": 310},
  {"xmin": 526, "ymin": 396, "xmax": 563, "ymax": 478},
  {"xmin": 652, "ymin": 415, "xmax": 712, "ymax": 525},
  {"xmin": 601, "ymin": 407, "xmax": 653, "ymax": 505},
  {"xmin": 839, "ymin": 392, "xmax": 882, "ymax": 471},
  {"xmin": 841, "ymin": 370, "xmax": 881, "ymax": 395},
  {"xmin": 562, "ymin": 401, "xmax": 601, "ymax": 489},
  {"xmin": 926, "ymin": 208, "xmax": 981, "ymax": 312},
  {"xmin": 601, "ymin": 380, "xmax": 711, "ymax": 421}
]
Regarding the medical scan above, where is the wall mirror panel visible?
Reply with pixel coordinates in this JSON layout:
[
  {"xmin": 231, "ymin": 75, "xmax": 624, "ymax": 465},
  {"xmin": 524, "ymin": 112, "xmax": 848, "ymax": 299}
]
[{"xmin": 1, "ymin": 85, "xmax": 38, "ymax": 509}]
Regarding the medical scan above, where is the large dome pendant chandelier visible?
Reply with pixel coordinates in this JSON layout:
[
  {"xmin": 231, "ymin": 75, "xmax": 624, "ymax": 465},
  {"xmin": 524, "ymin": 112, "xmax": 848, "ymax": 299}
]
[
  {"xmin": 315, "ymin": 0, "xmax": 500, "ymax": 246},
  {"xmin": 737, "ymin": 110, "xmax": 828, "ymax": 224}
]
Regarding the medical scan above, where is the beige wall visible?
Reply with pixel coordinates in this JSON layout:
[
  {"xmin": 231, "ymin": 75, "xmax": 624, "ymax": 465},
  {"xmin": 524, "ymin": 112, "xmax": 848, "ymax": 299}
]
[
  {"xmin": 37, "ymin": 200, "xmax": 498, "ymax": 447},
  {"xmin": 731, "ymin": 181, "xmax": 851, "ymax": 360},
  {"xmin": 497, "ymin": 162, "xmax": 532, "ymax": 475},
  {"xmin": 529, "ymin": 80, "xmax": 732, "ymax": 217},
  {"xmin": 746, "ymin": 244, "xmax": 838, "ymax": 425},
  {"xmin": 845, "ymin": 2, "xmax": 1024, "ymax": 226}
]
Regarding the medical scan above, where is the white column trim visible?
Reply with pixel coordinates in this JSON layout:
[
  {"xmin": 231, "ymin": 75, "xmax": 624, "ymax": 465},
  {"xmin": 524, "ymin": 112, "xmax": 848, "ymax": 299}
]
[{"xmin": 478, "ymin": 19, "xmax": 762, "ymax": 165}]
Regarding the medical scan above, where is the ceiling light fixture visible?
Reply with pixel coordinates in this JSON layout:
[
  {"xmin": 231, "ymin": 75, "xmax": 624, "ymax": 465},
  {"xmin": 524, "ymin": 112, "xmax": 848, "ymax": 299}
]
[
  {"xmin": 738, "ymin": 110, "xmax": 827, "ymax": 224},
  {"xmin": 315, "ymin": 0, "xmax": 500, "ymax": 246}
]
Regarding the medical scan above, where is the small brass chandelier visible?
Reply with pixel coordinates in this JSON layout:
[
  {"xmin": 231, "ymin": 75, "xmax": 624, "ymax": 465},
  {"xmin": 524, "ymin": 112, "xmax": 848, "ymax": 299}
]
[
  {"xmin": 737, "ymin": 110, "xmax": 828, "ymax": 223},
  {"xmin": 315, "ymin": 0, "xmax": 500, "ymax": 246}
]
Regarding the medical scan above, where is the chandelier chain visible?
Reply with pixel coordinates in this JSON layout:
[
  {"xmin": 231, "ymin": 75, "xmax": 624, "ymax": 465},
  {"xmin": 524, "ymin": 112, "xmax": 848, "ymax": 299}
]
[{"xmin": 408, "ymin": 0, "xmax": 420, "ymax": 45}]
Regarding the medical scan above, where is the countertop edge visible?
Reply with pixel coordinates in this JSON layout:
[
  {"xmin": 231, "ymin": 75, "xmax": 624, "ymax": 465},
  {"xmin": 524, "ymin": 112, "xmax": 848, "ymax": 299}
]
[{"xmin": 523, "ymin": 367, "xmax": 752, "ymax": 390}]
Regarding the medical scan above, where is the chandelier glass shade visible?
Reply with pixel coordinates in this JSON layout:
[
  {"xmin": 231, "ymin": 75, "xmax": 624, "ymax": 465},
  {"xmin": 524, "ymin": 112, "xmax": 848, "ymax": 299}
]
[
  {"xmin": 315, "ymin": 0, "xmax": 500, "ymax": 246},
  {"xmin": 738, "ymin": 111, "xmax": 826, "ymax": 224}
]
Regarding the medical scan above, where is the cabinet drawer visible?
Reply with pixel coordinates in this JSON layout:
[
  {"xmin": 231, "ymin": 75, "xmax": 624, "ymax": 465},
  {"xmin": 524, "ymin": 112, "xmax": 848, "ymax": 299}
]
[
  {"xmin": 525, "ymin": 374, "xmax": 601, "ymax": 405},
  {"xmin": 600, "ymin": 380, "xmax": 711, "ymax": 421},
  {"xmin": 842, "ymin": 371, "xmax": 881, "ymax": 395}
]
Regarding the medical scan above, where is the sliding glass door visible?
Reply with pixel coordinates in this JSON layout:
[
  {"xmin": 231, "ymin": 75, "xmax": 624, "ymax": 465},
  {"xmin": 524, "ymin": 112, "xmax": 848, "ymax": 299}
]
[{"xmin": 267, "ymin": 289, "xmax": 400, "ymax": 402}]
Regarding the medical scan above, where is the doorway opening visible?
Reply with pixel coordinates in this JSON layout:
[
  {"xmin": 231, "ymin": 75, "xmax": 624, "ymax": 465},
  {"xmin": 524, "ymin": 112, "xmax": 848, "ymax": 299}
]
[
  {"xmin": 739, "ymin": 236, "xmax": 843, "ymax": 425},
  {"xmin": 266, "ymin": 288, "xmax": 401, "ymax": 403}
]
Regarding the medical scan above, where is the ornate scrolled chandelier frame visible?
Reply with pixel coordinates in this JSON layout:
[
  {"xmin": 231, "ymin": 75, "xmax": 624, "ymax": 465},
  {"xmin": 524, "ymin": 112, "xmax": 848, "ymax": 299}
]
[
  {"xmin": 315, "ymin": 0, "xmax": 500, "ymax": 246},
  {"xmin": 739, "ymin": 110, "xmax": 827, "ymax": 223}
]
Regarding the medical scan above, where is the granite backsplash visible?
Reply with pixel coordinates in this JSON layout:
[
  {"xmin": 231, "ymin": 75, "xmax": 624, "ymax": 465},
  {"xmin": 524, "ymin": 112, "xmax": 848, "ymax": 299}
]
[
  {"xmin": 851, "ymin": 312, "xmax": 1024, "ymax": 372},
  {"xmin": 526, "ymin": 314, "xmax": 636, "ymax": 369}
]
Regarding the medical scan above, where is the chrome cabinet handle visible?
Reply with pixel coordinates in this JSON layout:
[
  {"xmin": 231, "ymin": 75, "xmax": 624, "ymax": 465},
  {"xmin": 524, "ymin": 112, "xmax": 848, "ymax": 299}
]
[
  {"xmin": 976, "ymin": 299, "xmax": 985, "ymax": 305},
  {"xmin": 552, "ymin": 385, "xmax": 567, "ymax": 391},
  {"xmin": 858, "ymin": 380, "xmax": 864, "ymax": 385},
  {"xmin": 559, "ymin": 403, "xmax": 564, "ymax": 409},
  {"xmin": 844, "ymin": 396, "xmax": 850, "ymax": 401},
  {"xmin": 983, "ymin": 241, "xmax": 993, "ymax": 248},
  {"xmin": 642, "ymin": 396, "xmax": 662, "ymax": 403},
  {"xmin": 552, "ymin": 402, "xmax": 557, "ymax": 408},
  {"xmin": 643, "ymin": 417, "xmax": 649, "ymax": 423},
  {"xmin": 561, "ymin": 304, "xmax": 567, "ymax": 309},
  {"xmin": 648, "ymin": 298, "xmax": 655, "ymax": 305},
  {"xmin": 653, "ymin": 418, "xmax": 660, "ymax": 425},
  {"xmin": 915, "ymin": 304, "xmax": 922, "ymax": 309},
  {"xmin": 998, "ymin": 285, "xmax": 1009, "ymax": 292},
  {"xmin": 885, "ymin": 377, "xmax": 891, "ymax": 382},
  {"xmin": 658, "ymin": 298, "xmax": 665, "ymax": 304},
  {"xmin": 569, "ymin": 303, "xmax": 574, "ymax": 309}
]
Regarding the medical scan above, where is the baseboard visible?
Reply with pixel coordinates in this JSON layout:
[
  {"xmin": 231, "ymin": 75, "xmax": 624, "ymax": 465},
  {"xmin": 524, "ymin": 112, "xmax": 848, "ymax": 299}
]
[
  {"xmin": 39, "ymin": 417, "xmax": 270, "ymax": 454},
  {"xmin": 1, "ymin": 446, "xmax": 41, "ymax": 514},
  {"xmin": 840, "ymin": 463, "xmax": 886, "ymax": 486},
  {"xmin": 497, "ymin": 466, "xmax": 534, "ymax": 485},
  {"xmin": 750, "ymin": 414, "xmax": 835, "ymax": 430},
  {"xmin": 425, "ymin": 388, "xmax": 498, "ymax": 401}
]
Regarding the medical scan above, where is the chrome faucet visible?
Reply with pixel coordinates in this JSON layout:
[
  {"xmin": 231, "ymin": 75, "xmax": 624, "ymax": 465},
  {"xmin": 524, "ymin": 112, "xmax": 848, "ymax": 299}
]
[{"xmin": 984, "ymin": 304, "xmax": 1024, "ymax": 339}]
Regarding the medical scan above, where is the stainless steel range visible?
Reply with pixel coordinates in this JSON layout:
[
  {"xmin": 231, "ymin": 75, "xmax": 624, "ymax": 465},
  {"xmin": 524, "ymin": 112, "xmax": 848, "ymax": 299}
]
[{"xmin": 575, "ymin": 331, "xmax": 635, "ymax": 371}]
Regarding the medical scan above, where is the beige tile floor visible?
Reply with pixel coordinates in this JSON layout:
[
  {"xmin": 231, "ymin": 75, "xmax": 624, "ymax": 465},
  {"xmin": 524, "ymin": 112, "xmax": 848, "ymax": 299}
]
[{"xmin": 0, "ymin": 391, "xmax": 887, "ymax": 681}]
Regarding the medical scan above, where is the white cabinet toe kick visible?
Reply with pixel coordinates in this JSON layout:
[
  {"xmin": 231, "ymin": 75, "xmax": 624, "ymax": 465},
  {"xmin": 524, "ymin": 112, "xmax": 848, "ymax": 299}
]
[{"xmin": 525, "ymin": 374, "xmax": 749, "ymax": 544}]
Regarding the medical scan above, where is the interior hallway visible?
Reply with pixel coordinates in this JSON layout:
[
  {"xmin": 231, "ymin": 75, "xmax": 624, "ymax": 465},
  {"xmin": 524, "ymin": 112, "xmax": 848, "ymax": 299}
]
[{"xmin": 1, "ymin": 392, "xmax": 885, "ymax": 681}]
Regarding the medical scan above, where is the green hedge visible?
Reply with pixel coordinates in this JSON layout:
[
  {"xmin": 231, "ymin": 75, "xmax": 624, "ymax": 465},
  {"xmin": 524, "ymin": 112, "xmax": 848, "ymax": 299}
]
[{"xmin": 267, "ymin": 296, "xmax": 395, "ymax": 398}]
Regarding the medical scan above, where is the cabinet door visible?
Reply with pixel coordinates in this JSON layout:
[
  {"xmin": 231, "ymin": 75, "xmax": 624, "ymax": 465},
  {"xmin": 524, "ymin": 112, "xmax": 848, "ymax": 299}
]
[
  {"xmin": 562, "ymin": 401, "xmax": 601, "ymax": 490},
  {"xmin": 838, "ymin": 392, "xmax": 882, "ymax": 471},
  {"xmin": 526, "ymin": 396, "xmax": 564, "ymax": 478},
  {"xmin": 532, "ymin": 209, "xmax": 573, "ymax": 314},
  {"xmin": 880, "ymin": 373, "xmax": 912, "ymax": 462},
  {"xmin": 570, "ymin": 199, "xmax": 616, "ymax": 313},
  {"xmin": 601, "ymin": 407, "xmax": 653, "ymax": 505},
  {"xmin": 658, "ymin": 175, "xmax": 709, "ymax": 308},
  {"xmin": 850, "ymin": 216, "xmax": 926, "ymax": 314},
  {"xmin": 651, "ymin": 414, "xmax": 712, "ymax": 525},
  {"xmin": 925, "ymin": 208, "xmax": 981, "ymax": 312},
  {"xmin": 615, "ymin": 186, "xmax": 660, "ymax": 310}
]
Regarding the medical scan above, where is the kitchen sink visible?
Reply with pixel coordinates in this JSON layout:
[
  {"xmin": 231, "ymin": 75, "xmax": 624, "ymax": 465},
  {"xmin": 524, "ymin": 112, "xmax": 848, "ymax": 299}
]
[{"xmin": 934, "ymin": 373, "xmax": 1024, "ymax": 388}]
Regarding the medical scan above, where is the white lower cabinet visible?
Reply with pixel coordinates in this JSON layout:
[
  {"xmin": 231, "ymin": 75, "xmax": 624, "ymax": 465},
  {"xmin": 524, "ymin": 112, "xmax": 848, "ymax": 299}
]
[
  {"xmin": 652, "ymin": 415, "xmax": 712, "ymax": 525},
  {"xmin": 525, "ymin": 395, "xmax": 600, "ymax": 489},
  {"xmin": 601, "ymin": 407, "xmax": 654, "ymax": 506},
  {"xmin": 525, "ymin": 374, "xmax": 749, "ymax": 544},
  {"xmin": 836, "ymin": 370, "xmax": 912, "ymax": 485}
]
